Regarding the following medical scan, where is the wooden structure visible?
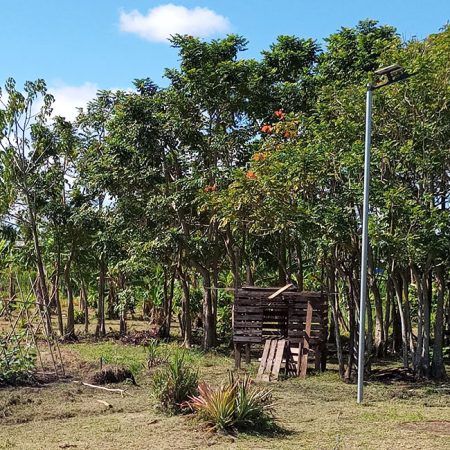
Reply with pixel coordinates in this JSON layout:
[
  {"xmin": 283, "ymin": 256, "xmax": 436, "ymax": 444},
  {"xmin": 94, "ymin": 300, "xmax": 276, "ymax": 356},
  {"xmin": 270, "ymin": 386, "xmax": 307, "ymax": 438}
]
[{"xmin": 233, "ymin": 287, "xmax": 328, "ymax": 379}]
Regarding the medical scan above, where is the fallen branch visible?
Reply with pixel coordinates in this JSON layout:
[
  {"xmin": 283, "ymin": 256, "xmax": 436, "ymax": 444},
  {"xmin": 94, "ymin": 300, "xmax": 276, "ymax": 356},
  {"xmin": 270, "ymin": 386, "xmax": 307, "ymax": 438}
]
[
  {"xmin": 96, "ymin": 399, "xmax": 113, "ymax": 408},
  {"xmin": 73, "ymin": 380, "xmax": 125, "ymax": 396}
]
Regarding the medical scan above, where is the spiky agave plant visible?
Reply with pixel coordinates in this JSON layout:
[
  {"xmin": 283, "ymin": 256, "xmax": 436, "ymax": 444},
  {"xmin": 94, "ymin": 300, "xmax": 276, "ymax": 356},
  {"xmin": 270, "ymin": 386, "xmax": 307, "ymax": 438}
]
[
  {"xmin": 234, "ymin": 374, "xmax": 274, "ymax": 429},
  {"xmin": 186, "ymin": 372, "xmax": 274, "ymax": 432},
  {"xmin": 188, "ymin": 382, "xmax": 237, "ymax": 431}
]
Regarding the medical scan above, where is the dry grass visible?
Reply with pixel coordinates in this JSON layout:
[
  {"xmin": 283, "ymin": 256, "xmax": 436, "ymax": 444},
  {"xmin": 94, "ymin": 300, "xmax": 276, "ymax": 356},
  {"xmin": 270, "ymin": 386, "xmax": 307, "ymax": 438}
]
[{"xmin": 0, "ymin": 340, "xmax": 449, "ymax": 449}]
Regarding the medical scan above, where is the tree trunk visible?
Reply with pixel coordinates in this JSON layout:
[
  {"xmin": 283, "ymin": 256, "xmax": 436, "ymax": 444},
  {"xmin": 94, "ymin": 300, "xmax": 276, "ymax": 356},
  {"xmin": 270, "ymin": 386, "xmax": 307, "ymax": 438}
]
[
  {"xmin": 431, "ymin": 266, "xmax": 447, "ymax": 379},
  {"xmin": 202, "ymin": 270, "xmax": 216, "ymax": 350},
  {"xmin": 412, "ymin": 265, "xmax": 424, "ymax": 373},
  {"xmin": 117, "ymin": 272, "xmax": 127, "ymax": 336},
  {"xmin": 96, "ymin": 257, "xmax": 106, "ymax": 337},
  {"xmin": 278, "ymin": 233, "xmax": 288, "ymax": 285},
  {"xmin": 64, "ymin": 244, "xmax": 76, "ymax": 339},
  {"xmin": 81, "ymin": 280, "xmax": 89, "ymax": 334},
  {"xmin": 400, "ymin": 270, "xmax": 415, "ymax": 357},
  {"xmin": 368, "ymin": 249, "xmax": 384, "ymax": 356},
  {"xmin": 26, "ymin": 193, "xmax": 52, "ymax": 335},
  {"xmin": 344, "ymin": 275, "xmax": 356, "ymax": 382},
  {"xmin": 295, "ymin": 239, "xmax": 304, "ymax": 291},
  {"xmin": 224, "ymin": 226, "xmax": 240, "ymax": 291},
  {"xmin": 415, "ymin": 270, "xmax": 432, "ymax": 378},
  {"xmin": 383, "ymin": 278, "xmax": 393, "ymax": 357},
  {"xmin": 160, "ymin": 268, "xmax": 175, "ymax": 339},
  {"xmin": 392, "ymin": 272, "xmax": 409, "ymax": 368},
  {"xmin": 392, "ymin": 299, "xmax": 402, "ymax": 354},
  {"xmin": 51, "ymin": 251, "xmax": 64, "ymax": 337},
  {"xmin": 177, "ymin": 265, "xmax": 192, "ymax": 348},
  {"xmin": 328, "ymin": 259, "xmax": 344, "ymax": 379}
]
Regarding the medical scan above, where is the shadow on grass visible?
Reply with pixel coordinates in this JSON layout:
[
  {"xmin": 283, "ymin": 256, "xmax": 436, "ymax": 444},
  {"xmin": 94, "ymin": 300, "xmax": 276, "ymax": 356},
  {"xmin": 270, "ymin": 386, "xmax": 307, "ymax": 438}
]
[{"xmin": 238, "ymin": 422, "xmax": 295, "ymax": 439}]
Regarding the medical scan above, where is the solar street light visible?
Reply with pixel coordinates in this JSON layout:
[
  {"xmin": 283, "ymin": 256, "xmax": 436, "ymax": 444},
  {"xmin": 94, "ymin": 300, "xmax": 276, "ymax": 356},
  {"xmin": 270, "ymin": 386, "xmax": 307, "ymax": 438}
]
[{"xmin": 357, "ymin": 65, "xmax": 414, "ymax": 404}]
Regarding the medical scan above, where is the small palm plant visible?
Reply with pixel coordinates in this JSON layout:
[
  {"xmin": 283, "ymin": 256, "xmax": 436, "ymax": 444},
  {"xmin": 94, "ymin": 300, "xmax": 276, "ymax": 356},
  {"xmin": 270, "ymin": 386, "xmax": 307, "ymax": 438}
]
[
  {"xmin": 151, "ymin": 350, "xmax": 198, "ymax": 414},
  {"xmin": 185, "ymin": 372, "xmax": 274, "ymax": 432}
]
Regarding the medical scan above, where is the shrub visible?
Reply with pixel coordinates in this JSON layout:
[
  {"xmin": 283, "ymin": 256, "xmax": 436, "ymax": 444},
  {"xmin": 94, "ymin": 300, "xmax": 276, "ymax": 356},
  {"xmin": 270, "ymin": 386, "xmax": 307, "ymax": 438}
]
[
  {"xmin": 151, "ymin": 351, "xmax": 198, "ymax": 413},
  {"xmin": 186, "ymin": 373, "xmax": 274, "ymax": 432},
  {"xmin": 74, "ymin": 309, "xmax": 85, "ymax": 324},
  {"xmin": 0, "ymin": 336, "xmax": 36, "ymax": 385}
]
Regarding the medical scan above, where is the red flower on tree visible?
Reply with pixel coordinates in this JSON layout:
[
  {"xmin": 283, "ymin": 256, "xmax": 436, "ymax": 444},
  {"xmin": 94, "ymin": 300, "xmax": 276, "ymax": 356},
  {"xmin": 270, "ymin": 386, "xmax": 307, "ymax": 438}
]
[
  {"xmin": 245, "ymin": 170, "xmax": 257, "ymax": 180},
  {"xmin": 203, "ymin": 184, "xmax": 217, "ymax": 193},
  {"xmin": 260, "ymin": 124, "xmax": 273, "ymax": 134},
  {"xmin": 275, "ymin": 109, "xmax": 285, "ymax": 120},
  {"xmin": 252, "ymin": 152, "xmax": 267, "ymax": 162}
]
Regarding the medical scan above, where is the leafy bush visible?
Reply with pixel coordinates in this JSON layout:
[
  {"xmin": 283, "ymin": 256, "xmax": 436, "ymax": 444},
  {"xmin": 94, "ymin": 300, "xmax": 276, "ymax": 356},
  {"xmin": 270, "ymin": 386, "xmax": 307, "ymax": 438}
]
[
  {"xmin": 0, "ymin": 336, "xmax": 36, "ymax": 385},
  {"xmin": 151, "ymin": 351, "xmax": 198, "ymax": 413},
  {"xmin": 74, "ymin": 309, "xmax": 85, "ymax": 324},
  {"xmin": 186, "ymin": 373, "xmax": 274, "ymax": 432}
]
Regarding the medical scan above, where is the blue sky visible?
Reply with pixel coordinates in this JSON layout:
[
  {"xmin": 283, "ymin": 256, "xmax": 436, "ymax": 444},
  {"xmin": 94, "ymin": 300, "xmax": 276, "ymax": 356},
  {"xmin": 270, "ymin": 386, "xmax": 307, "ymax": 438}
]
[{"xmin": 1, "ymin": 0, "xmax": 449, "ymax": 119}]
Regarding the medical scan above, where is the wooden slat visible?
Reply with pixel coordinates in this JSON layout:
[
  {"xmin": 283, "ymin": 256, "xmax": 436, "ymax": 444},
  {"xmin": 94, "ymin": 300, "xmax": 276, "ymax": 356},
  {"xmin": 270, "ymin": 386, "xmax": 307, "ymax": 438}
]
[
  {"xmin": 233, "ymin": 336, "xmax": 261, "ymax": 343},
  {"xmin": 299, "ymin": 300, "xmax": 313, "ymax": 379},
  {"xmin": 262, "ymin": 339, "xmax": 277, "ymax": 382},
  {"xmin": 234, "ymin": 329, "xmax": 262, "ymax": 336},
  {"xmin": 271, "ymin": 339, "xmax": 286, "ymax": 380},
  {"xmin": 234, "ymin": 321, "xmax": 263, "ymax": 328},
  {"xmin": 256, "ymin": 339, "xmax": 272, "ymax": 381},
  {"xmin": 268, "ymin": 284, "xmax": 293, "ymax": 299},
  {"xmin": 296, "ymin": 342, "xmax": 302, "ymax": 376},
  {"xmin": 234, "ymin": 289, "xmax": 328, "ymax": 370},
  {"xmin": 234, "ymin": 314, "xmax": 263, "ymax": 320}
]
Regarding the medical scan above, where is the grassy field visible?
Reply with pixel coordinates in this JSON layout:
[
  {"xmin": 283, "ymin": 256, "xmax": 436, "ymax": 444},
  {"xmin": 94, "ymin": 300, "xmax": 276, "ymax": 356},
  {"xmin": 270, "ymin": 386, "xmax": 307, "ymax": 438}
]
[{"xmin": 0, "ymin": 340, "xmax": 449, "ymax": 450}]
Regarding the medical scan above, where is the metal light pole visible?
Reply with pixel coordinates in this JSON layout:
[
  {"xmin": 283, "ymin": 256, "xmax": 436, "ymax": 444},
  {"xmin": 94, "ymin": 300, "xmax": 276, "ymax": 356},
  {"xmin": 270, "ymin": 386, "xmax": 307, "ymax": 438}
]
[
  {"xmin": 357, "ymin": 65, "xmax": 414, "ymax": 404},
  {"xmin": 357, "ymin": 84, "xmax": 372, "ymax": 404}
]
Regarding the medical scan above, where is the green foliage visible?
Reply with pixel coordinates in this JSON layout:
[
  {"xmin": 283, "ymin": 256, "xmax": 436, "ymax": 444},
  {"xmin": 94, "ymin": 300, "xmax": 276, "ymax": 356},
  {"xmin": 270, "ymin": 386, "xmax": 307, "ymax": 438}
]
[
  {"xmin": 69, "ymin": 342, "xmax": 145, "ymax": 376},
  {"xmin": 150, "ymin": 351, "xmax": 198, "ymax": 414},
  {"xmin": 73, "ymin": 309, "xmax": 85, "ymax": 324},
  {"xmin": 186, "ymin": 373, "xmax": 274, "ymax": 432},
  {"xmin": 145, "ymin": 339, "xmax": 168, "ymax": 368},
  {"xmin": 0, "ymin": 335, "xmax": 36, "ymax": 385}
]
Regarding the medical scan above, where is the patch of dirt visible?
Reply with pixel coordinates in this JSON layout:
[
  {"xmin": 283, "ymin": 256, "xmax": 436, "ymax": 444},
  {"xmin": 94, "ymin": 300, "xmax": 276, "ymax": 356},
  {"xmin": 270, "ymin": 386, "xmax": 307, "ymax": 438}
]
[
  {"xmin": 52, "ymin": 348, "xmax": 98, "ymax": 380},
  {"xmin": 89, "ymin": 366, "xmax": 136, "ymax": 385},
  {"xmin": 403, "ymin": 421, "xmax": 450, "ymax": 435}
]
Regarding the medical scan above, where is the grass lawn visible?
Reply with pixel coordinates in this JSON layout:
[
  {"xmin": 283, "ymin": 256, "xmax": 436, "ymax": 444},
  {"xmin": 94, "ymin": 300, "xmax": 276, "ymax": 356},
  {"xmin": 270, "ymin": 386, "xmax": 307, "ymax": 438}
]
[{"xmin": 0, "ymin": 340, "xmax": 449, "ymax": 449}]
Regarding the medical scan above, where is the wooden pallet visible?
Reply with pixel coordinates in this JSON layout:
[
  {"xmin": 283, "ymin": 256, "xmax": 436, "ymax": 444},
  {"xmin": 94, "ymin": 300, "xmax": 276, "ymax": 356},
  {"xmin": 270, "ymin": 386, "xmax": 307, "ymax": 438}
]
[
  {"xmin": 256, "ymin": 338, "xmax": 287, "ymax": 382},
  {"xmin": 256, "ymin": 300, "xmax": 314, "ymax": 381}
]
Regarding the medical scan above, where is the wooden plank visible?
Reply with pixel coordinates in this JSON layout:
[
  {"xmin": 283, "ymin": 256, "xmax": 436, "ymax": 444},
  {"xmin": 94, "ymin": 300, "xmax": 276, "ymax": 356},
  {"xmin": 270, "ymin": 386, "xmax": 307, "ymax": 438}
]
[
  {"xmin": 296, "ymin": 342, "xmax": 302, "ymax": 376},
  {"xmin": 271, "ymin": 339, "xmax": 286, "ymax": 380},
  {"xmin": 241, "ymin": 287, "xmax": 278, "ymax": 291},
  {"xmin": 299, "ymin": 300, "xmax": 313, "ymax": 379},
  {"xmin": 262, "ymin": 339, "xmax": 277, "ymax": 382},
  {"xmin": 234, "ymin": 330, "xmax": 262, "ymax": 336},
  {"xmin": 262, "ymin": 331, "xmax": 287, "ymax": 337},
  {"xmin": 234, "ymin": 314, "xmax": 263, "ymax": 320},
  {"xmin": 234, "ymin": 343, "xmax": 241, "ymax": 369},
  {"xmin": 256, "ymin": 339, "xmax": 272, "ymax": 380},
  {"xmin": 233, "ymin": 336, "xmax": 262, "ymax": 343},
  {"xmin": 234, "ymin": 306, "xmax": 262, "ymax": 312},
  {"xmin": 284, "ymin": 345, "xmax": 296, "ymax": 376},
  {"xmin": 268, "ymin": 284, "xmax": 293, "ymax": 300},
  {"xmin": 245, "ymin": 344, "xmax": 251, "ymax": 364},
  {"xmin": 234, "ymin": 321, "xmax": 263, "ymax": 328}
]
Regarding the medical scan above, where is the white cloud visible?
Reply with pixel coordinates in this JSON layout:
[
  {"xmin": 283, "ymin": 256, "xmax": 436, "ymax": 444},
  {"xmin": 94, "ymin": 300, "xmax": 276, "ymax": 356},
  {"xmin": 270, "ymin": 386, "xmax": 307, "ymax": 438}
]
[
  {"xmin": 48, "ymin": 82, "xmax": 99, "ymax": 121},
  {"xmin": 119, "ymin": 4, "xmax": 231, "ymax": 43}
]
